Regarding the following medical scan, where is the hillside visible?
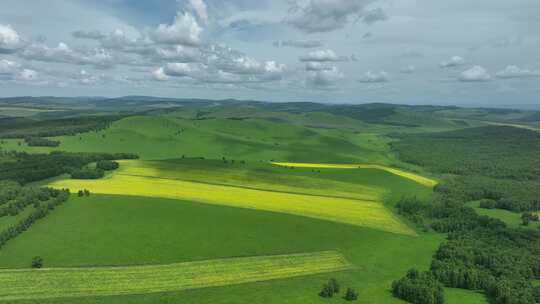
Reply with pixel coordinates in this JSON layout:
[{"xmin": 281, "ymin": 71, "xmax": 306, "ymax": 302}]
[{"xmin": 1, "ymin": 99, "xmax": 539, "ymax": 304}]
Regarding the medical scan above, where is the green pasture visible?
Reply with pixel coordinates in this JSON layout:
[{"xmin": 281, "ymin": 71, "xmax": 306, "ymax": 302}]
[{"xmin": 0, "ymin": 194, "xmax": 445, "ymax": 303}]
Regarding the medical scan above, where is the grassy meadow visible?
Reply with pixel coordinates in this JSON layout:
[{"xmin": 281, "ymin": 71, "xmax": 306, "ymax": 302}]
[{"xmin": 0, "ymin": 115, "xmax": 398, "ymax": 164}]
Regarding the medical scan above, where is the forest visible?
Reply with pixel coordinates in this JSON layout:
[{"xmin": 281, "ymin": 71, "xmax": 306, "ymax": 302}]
[
  {"xmin": 392, "ymin": 126, "xmax": 540, "ymax": 304},
  {"xmin": 392, "ymin": 126, "xmax": 540, "ymax": 212},
  {"xmin": 0, "ymin": 115, "xmax": 123, "ymax": 139},
  {"xmin": 0, "ymin": 151, "xmax": 137, "ymax": 184}
]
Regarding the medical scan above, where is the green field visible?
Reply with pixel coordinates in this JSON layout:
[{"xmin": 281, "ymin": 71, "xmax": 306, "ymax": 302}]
[
  {"xmin": 0, "ymin": 195, "xmax": 444, "ymax": 303},
  {"xmin": 43, "ymin": 159, "xmax": 432, "ymax": 235},
  {"xmin": 271, "ymin": 162, "xmax": 437, "ymax": 187},
  {"xmin": 444, "ymin": 288, "xmax": 487, "ymax": 304},
  {"xmin": 0, "ymin": 251, "xmax": 351, "ymax": 301},
  {"xmin": 468, "ymin": 201, "xmax": 540, "ymax": 229},
  {"xmin": 0, "ymin": 115, "xmax": 398, "ymax": 164}
]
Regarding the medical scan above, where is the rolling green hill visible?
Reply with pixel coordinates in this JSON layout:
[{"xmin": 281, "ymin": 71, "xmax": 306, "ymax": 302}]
[{"xmin": 1, "ymin": 99, "xmax": 519, "ymax": 304}]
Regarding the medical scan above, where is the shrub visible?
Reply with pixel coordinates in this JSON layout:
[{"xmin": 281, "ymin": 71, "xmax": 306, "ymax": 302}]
[
  {"xmin": 31, "ymin": 256, "xmax": 43, "ymax": 268},
  {"xmin": 319, "ymin": 284, "xmax": 334, "ymax": 298},
  {"xmin": 344, "ymin": 288, "xmax": 358, "ymax": 301},
  {"xmin": 319, "ymin": 278, "xmax": 340, "ymax": 298}
]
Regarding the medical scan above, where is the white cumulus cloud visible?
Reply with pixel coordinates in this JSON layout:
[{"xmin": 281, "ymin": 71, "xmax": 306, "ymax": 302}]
[
  {"xmin": 459, "ymin": 66, "xmax": 491, "ymax": 82},
  {"xmin": 307, "ymin": 66, "xmax": 344, "ymax": 88},
  {"xmin": 495, "ymin": 65, "xmax": 540, "ymax": 79},
  {"xmin": 188, "ymin": 0, "xmax": 209, "ymax": 25},
  {"xmin": 21, "ymin": 42, "xmax": 114, "ymax": 69},
  {"xmin": 440, "ymin": 56, "xmax": 465, "ymax": 68},
  {"xmin": 152, "ymin": 12, "xmax": 202, "ymax": 46},
  {"xmin": 0, "ymin": 24, "xmax": 22, "ymax": 53},
  {"xmin": 152, "ymin": 67, "xmax": 169, "ymax": 81},
  {"xmin": 288, "ymin": 0, "xmax": 380, "ymax": 33},
  {"xmin": 299, "ymin": 49, "xmax": 347, "ymax": 62},
  {"xmin": 164, "ymin": 62, "xmax": 198, "ymax": 77},
  {"xmin": 358, "ymin": 70, "xmax": 388, "ymax": 83}
]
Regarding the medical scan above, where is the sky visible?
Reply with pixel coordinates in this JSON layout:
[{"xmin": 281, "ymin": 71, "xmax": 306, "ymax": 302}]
[{"xmin": 0, "ymin": 0, "xmax": 540, "ymax": 106}]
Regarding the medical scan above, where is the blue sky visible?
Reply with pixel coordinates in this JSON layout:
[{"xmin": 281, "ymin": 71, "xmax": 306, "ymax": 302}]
[{"xmin": 1, "ymin": 0, "xmax": 540, "ymax": 106}]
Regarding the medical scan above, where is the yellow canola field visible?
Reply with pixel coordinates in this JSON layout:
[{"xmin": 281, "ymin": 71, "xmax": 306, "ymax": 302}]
[
  {"xmin": 271, "ymin": 162, "xmax": 438, "ymax": 188},
  {"xmin": 48, "ymin": 174, "xmax": 415, "ymax": 235},
  {"xmin": 0, "ymin": 251, "xmax": 351, "ymax": 301}
]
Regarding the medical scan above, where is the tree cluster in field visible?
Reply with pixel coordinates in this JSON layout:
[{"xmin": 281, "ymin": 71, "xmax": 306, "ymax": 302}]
[
  {"xmin": 318, "ymin": 278, "xmax": 358, "ymax": 301},
  {"xmin": 392, "ymin": 269, "xmax": 444, "ymax": 304},
  {"xmin": 0, "ymin": 181, "xmax": 61, "ymax": 218},
  {"xmin": 0, "ymin": 151, "xmax": 137, "ymax": 184},
  {"xmin": 96, "ymin": 160, "xmax": 119, "ymax": 171},
  {"xmin": 392, "ymin": 126, "xmax": 540, "ymax": 212},
  {"xmin": 520, "ymin": 212, "xmax": 539, "ymax": 226},
  {"xmin": 0, "ymin": 115, "xmax": 122, "ymax": 139},
  {"xmin": 77, "ymin": 189, "xmax": 90, "ymax": 197},
  {"xmin": 319, "ymin": 278, "xmax": 340, "ymax": 298},
  {"xmin": 0, "ymin": 188, "xmax": 69, "ymax": 250},
  {"xmin": 71, "ymin": 160, "xmax": 119, "ymax": 179},
  {"xmin": 24, "ymin": 137, "xmax": 60, "ymax": 147}
]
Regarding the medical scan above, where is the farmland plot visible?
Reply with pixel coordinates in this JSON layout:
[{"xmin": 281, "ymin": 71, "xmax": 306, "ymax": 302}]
[
  {"xmin": 47, "ymin": 173, "xmax": 415, "ymax": 235},
  {"xmin": 0, "ymin": 251, "xmax": 351, "ymax": 301}
]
